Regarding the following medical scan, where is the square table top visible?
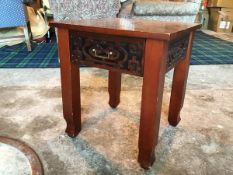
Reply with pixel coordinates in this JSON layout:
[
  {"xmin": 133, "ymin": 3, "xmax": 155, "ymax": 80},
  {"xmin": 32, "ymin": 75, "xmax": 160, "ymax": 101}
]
[{"xmin": 50, "ymin": 18, "xmax": 201, "ymax": 41}]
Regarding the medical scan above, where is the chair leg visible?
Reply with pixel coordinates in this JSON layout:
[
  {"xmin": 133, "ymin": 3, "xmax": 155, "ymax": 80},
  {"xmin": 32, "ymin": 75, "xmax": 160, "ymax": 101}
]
[{"xmin": 23, "ymin": 26, "xmax": 32, "ymax": 51}]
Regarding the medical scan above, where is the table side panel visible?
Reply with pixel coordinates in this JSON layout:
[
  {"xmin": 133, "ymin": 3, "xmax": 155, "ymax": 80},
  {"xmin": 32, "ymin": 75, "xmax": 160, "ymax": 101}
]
[{"xmin": 167, "ymin": 34, "xmax": 189, "ymax": 72}]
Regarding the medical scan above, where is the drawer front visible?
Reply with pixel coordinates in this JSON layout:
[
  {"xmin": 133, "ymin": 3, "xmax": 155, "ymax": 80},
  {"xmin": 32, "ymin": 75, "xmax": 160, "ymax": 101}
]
[{"xmin": 70, "ymin": 31, "xmax": 145, "ymax": 76}]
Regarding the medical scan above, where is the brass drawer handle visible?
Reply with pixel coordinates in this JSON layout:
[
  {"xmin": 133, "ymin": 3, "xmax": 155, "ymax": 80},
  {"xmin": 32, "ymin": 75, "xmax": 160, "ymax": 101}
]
[{"xmin": 92, "ymin": 49, "xmax": 113, "ymax": 60}]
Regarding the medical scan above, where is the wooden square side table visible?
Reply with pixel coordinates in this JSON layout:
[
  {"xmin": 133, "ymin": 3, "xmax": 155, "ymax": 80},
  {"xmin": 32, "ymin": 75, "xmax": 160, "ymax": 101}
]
[{"xmin": 50, "ymin": 18, "xmax": 201, "ymax": 169}]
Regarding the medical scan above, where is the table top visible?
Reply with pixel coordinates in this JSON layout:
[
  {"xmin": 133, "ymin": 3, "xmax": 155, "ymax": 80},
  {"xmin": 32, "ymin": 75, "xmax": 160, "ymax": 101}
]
[{"xmin": 50, "ymin": 18, "xmax": 201, "ymax": 41}]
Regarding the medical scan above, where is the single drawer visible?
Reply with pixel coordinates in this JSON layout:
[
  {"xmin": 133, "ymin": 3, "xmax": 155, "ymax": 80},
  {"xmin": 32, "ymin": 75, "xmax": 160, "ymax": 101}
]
[{"xmin": 70, "ymin": 31, "xmax": 145, "ymax": 76}]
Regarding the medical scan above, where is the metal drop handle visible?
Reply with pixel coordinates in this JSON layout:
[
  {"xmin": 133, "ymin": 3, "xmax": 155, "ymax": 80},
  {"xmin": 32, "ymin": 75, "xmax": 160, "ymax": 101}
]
[{"xmin": 92, "ymin": 49, "xmax": 113, "ymax": 60}]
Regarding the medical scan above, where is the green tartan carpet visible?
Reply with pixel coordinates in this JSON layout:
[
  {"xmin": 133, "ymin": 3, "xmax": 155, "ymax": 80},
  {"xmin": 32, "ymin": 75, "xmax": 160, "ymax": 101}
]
[
  {"xmin": 0, "ymin": 31, "xmax": 232, "ymax": 68},
  {"xmin": 192, "ymin": 31, "xmax": 233, "ymax": 65},
  {"xmin": 0, "ymin": 39, "xmax": 58, "ymax": 68}
]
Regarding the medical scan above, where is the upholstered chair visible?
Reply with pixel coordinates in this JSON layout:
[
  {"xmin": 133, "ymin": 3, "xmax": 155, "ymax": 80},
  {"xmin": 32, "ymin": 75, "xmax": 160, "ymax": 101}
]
[
  {"xmin": 49, "ymin": 0, "xmax": 201, "ymax": 23},
  {"xmin": 49, "ymin": 0, "xmax": 121, "ymax": 21},
  {"xmin": 119, "ymin": 0, "xmax": 202, "ymax": 23},
  {"xmin": 0, "ymin": 0, "xmax": 32, "ymax": 51}
]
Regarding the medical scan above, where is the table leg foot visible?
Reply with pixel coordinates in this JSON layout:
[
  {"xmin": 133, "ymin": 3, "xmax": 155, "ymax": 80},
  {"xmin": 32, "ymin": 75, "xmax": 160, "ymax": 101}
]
[
  {"xmin": 66, "ymin": 130, "xmax": 80, "ymax": 138},
  {"xmin": 108, "ymin": 70, "xmax": 121, "ymax": 108},
  {"xmin": 138, "ymin": 150, "xmax": 155, "ymax": 169},
  {"xmin": 168, "ymin": 114, "xmax": 181, "ymax": 126},
  {"xmin": 65, "ymin": 120, "xmax": 81, "ymax": 138},
  {"xmin": 109, "ymin": 103, "xmax": 119, "ymax": 109}
]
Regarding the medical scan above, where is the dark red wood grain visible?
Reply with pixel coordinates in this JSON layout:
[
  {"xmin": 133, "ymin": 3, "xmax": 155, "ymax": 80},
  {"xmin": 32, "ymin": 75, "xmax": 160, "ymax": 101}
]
[
  {"xmin": 138, "ymin": 39, "xmax": 168, "ymax": 168},
  {"xmin": 168, "ymin": 32, "xmax": 195, "ymax": 126},
  {"xmin": 108, "ymin": 70, "xmax": 122, "ymax": 108},
  {"xmin": 57, "ymin": 28, "xmax": 81, "ymax": 137}
]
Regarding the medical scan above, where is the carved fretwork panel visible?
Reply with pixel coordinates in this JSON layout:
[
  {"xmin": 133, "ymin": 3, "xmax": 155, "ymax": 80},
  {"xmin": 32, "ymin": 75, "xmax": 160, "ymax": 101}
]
[
  {"xmin": 167, "ymin": 35, "xmax": 189, "ymax": 71},
  {"xmin": 70, "ymin": 31, "xmax": 145, "ymax": 76}
]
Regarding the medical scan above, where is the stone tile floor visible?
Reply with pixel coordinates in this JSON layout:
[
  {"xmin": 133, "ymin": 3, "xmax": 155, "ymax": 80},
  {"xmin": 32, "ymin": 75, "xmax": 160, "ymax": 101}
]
[
  {"xmin": 0, "ymin": 30, "xmax": 232, "ymax": 175},
  {"xmin": 0, "ymin": 64, "xmax": 232, "ymax": 175}
]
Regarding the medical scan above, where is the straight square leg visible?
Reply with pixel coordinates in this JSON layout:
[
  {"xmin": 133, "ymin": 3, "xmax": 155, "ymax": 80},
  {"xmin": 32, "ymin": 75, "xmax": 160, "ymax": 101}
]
[
  {"xmin": 108, "ymin": 70, "xmax": 121, "ymax": 108},
  {"xmin": 138, "ymin": 39, "xmax": 168, "ymax": 169},
  {"xmin": 168, "ymin": 32, "xmax": 194, "ymax": 126},
  {"xmin": 57, "ymin": 28, "xmax": 81, "ymax": 138}
]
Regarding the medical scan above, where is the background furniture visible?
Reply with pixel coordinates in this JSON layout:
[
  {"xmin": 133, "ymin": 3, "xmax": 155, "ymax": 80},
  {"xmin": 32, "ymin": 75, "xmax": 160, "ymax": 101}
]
[
  {"xmin": 119, "ymin": 0, "xmax": 201, "ymax": 23},
  {"xmin": 29, "ymin": 0, "xmax": 53, "ymax": 24},
  {"xmin": 49, "ymin": 0, "xmax": 121, "ymax": 21},
  {"xmin": 49, "ymin": 0, "xmax": 201, "ymax": 23},
  {"xmin": 0, "ymin": 0, "xmax": 31, "ymax": 51},
  {"xmin": 50, "ymin": 18, "xmax": 201, "ymax": 169},
  {"xmin": 0, "ymin": 136, "xmax": 43, "ymax": 175}
]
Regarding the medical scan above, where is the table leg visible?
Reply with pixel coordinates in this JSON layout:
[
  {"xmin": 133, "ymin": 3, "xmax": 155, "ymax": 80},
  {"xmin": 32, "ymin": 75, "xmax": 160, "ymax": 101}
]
[
  {"xmin": 108, "ymin": 70, "xmax": 121, "ymax": 108},
  {"xmin": 168, "ymin": 32, "xmax": 194, "ymax": 126},
  {"xmin": 57, "ymin": 28, "xmax": 81, "ymax": 138},
  {"xmin": 138, "ymin": 39, "xmax": 168, "ymax": 169}
]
